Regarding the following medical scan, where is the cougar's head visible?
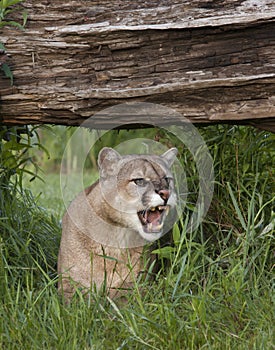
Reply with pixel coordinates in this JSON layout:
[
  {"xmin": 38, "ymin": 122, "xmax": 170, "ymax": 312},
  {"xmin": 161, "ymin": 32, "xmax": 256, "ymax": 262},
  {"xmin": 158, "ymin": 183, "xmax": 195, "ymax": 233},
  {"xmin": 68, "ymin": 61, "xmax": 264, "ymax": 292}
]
[{"xmin": 98, "ymin": 147, "xmax": 178, "ymax": 242}]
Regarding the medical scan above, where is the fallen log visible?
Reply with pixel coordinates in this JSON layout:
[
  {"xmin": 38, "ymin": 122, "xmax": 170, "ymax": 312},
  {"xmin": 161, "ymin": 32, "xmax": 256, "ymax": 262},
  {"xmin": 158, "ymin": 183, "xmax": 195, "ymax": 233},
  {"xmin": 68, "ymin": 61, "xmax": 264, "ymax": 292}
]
[{"xmin": 0, "ymin": 0, "xmax": 275, "ymax": 132}]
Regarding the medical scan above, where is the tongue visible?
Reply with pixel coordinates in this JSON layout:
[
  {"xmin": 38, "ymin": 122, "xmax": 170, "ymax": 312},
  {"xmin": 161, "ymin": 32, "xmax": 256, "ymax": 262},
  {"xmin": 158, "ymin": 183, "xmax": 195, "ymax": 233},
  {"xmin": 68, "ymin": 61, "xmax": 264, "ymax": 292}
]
[{"xmin": 147, "ymin": 210, "xmax": 162, "ymax": 224}]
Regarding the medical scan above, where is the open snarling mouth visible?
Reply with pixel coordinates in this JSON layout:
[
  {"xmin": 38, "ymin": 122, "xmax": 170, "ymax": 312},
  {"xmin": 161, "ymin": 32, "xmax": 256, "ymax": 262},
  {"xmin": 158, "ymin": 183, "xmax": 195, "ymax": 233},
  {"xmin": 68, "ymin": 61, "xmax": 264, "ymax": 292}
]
[{"xmin": 137, "ymin": 206, "xmax": 170, "ymax": 233}]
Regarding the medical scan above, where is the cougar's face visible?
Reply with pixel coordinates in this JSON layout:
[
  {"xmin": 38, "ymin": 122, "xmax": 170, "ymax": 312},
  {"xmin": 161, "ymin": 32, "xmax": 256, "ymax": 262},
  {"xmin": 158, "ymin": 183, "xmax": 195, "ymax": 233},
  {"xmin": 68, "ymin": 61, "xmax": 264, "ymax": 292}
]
[
  {"xmin": 114, "ymin": 158, "xmax": 176, "ymax": 241},
  {"xmin": 98, "ymin": 147, "xmax": 178, "ymax": 242}
]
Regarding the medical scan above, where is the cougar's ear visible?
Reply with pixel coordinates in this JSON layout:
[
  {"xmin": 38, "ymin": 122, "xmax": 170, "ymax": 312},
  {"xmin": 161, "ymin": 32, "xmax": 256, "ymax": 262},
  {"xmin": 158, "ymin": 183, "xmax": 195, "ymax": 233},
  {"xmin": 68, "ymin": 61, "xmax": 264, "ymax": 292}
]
[
  {"xmin": 161, "ymin": 147, "xmax": 178, "ymax": 167},
  {"xmin": 98, "ymin": 147, "xmax": 121, "ymax": 177}
]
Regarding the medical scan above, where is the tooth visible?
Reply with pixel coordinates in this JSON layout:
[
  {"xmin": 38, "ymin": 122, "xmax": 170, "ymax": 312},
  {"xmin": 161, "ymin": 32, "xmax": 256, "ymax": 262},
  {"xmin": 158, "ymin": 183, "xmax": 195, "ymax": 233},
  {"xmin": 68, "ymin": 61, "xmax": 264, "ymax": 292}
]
[
  {"xmin": 150, "ymin": 207, "xmax": 156, "ymax": 212},
  {"xmin": 143, "ymin": 210, "xmax": 148, "ymax": 221},
  {"xmin": 155, "ymin": 223, "xmax": 163, "ymax": 231}
]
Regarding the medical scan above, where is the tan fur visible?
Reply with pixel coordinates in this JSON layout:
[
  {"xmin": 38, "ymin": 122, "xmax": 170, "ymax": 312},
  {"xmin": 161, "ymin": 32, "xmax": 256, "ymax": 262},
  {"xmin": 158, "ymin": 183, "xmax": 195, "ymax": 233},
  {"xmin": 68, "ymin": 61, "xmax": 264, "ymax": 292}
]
[{"xmin": 58, "ymin": 147, "xmax": 177, "ymax": 300}]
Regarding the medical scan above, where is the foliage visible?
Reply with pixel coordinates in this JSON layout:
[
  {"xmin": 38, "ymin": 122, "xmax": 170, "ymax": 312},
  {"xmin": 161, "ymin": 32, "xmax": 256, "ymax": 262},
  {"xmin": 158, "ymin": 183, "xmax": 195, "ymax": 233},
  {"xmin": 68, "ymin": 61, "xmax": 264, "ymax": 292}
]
[
  {"xmin": 0, "ymin": 0, "xmax": 27, "ymax": 28},
  {"xmin": 0, "ymin": 126, "xmax": 48, "ymax": 189},
  {"xmin": 29, "ymin": 126, "xmax": 158, "ymax": 173},
  {"xmin": 0, "ymin": 185, "xmax": 60, "ymax": 283},
  {"xmin": 0, "ymin": 124, "xmax": 274, "ymax": 349},
  {"xmin": 0, "ymin": 124, "xmax": 59, "ymax": 285},
  {"xmin": 0, "ymin": 0, "xmax": 27, "ymax": 84}
]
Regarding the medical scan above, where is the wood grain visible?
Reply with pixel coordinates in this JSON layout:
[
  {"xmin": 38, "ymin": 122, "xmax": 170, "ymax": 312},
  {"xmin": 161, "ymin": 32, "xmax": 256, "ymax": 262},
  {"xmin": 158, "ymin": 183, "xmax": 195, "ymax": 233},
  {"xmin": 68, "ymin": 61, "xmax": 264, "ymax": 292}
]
[{"xmin": 0, "ymin": 0, "xmax": 275, "ymax": 131}]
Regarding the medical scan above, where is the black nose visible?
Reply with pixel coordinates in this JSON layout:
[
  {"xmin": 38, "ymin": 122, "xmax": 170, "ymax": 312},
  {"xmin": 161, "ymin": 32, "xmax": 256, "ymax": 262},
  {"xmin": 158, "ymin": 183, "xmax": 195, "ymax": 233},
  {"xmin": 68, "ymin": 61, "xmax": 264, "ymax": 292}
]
[{"xmin": 157, "ymin": 189, "xmax": 170, "ymax": 201}]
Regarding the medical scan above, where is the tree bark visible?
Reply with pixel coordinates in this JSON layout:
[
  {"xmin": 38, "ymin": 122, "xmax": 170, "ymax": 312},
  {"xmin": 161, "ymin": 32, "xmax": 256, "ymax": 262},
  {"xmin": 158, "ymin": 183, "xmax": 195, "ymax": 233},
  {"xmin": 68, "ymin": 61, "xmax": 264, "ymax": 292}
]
[{"xmin": 0, "ymin": 0, "xmax": 275, "ymax": 132}]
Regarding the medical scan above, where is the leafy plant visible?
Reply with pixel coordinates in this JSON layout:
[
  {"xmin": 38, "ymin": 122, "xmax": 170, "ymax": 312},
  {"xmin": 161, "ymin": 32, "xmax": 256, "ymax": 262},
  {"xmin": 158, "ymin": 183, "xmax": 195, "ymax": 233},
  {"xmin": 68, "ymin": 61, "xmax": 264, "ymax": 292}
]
[
  {"xmin": 0, "ymin": 126, "xmax": 49, "ymax": 190},
  {"xmin": 0, "ymin": 0, "xmax": 27, "ymax": 84},
  {"xmin": 0, "ymin": 0, "xmax": 27, "ymax": 28}
]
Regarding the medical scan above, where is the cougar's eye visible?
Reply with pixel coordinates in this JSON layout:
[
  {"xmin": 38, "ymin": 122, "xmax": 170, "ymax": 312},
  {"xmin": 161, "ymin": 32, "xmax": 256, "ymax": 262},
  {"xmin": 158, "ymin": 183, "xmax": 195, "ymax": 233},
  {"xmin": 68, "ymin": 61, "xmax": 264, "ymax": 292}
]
[{"xmin": 132, "ymin": 178, "xmax": 148, "ymax": 187}]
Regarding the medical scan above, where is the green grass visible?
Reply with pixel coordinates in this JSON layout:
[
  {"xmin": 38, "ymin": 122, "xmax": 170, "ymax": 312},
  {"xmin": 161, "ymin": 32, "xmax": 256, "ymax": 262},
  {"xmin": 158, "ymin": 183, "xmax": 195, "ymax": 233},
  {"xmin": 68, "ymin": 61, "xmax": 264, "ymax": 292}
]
[
  {"xmin": 0, "ymin": 125, "xmax": 274, "ymax": 349},
  {"xmin": 23, "ymin": 172, "xmax": 96, "ymax": 220}
]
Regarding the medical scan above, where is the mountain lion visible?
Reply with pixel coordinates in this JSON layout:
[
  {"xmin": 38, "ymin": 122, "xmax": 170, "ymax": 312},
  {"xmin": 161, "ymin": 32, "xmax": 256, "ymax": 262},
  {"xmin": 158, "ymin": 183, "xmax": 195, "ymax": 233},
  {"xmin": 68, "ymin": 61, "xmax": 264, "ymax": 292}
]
[{"xmin": 58, "ymin": 147, "xmax": 178, "ymax": 300}]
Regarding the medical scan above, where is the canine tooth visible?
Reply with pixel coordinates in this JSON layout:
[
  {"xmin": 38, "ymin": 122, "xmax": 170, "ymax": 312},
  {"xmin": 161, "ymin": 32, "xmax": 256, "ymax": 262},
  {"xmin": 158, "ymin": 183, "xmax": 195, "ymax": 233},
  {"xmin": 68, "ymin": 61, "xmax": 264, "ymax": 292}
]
[
  {"xmin": 143, "ymin": 210, "xmax": 148, "ymax": 220},
  {"xmin": 155, "ymin": 223, "xmax": 164, "ymax": 231},
  {"xmin": 150, "ymin": 207, "xmax": 156, "ymax": 212}
]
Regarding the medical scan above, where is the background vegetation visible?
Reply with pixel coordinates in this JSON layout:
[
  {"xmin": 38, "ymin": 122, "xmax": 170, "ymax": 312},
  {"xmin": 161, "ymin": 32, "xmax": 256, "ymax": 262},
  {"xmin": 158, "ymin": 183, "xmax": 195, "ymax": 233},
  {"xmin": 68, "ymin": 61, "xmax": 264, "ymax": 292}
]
[
  {"xmin": 0, "ymin": 124, "xmax": 274, "ymax": 349},
  {"xmin": 0, "ymin": 0, "xmax": 27, "ymax": 84}
]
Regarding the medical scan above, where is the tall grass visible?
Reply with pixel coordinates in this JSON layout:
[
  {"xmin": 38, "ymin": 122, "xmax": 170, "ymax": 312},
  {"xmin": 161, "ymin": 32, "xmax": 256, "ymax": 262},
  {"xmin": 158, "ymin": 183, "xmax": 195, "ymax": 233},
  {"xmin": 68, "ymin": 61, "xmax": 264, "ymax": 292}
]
[{"xmin": 0, "ymin": 125, "xmax": 274, "ymax": 349}]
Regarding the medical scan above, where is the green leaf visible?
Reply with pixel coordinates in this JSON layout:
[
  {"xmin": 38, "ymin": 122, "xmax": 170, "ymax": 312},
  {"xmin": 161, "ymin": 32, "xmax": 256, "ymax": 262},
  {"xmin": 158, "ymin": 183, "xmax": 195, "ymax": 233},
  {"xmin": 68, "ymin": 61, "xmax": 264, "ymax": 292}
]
[
  {"xmin": 3, "ymin": 141, "xmax": 31, "ymax": 151},
  {"xmin": 3, "ymin": 0, "xmax": 24, "ymax": 8},
  {"xmin": 151, "ymin": 246, "xmax": 176, "ymax": 259},
  {"xmin": 227, "ymin": 182, "xmax": 247, "ymax": 231},
  {"xmin": 22, "ymin": 9, "xmax": 27, "ymax": 27},
  {"xmin": 1, "ymin": 150, "xmax": 17, "ymax": 169},
  {"xmin": 0, "ymin": 21, "xmax": 11, "ymax": 28},
  {"xmin": 1, "ymin": 62, "xmax": 13, "ymax": 85},
  {"xmin": 34, "ymin": 143, "xmax": 50, "ymax": 160},
  {"xmin": 1, "ymin": 19, "xmax": 24, "ymax": 29},
  {"xmin": 0, "ymin": 42, "xmax": 6, "ymax": 51},
  {"xmin": 172, "ymin": 223, "xmax": 181, "ymax": 244}
]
